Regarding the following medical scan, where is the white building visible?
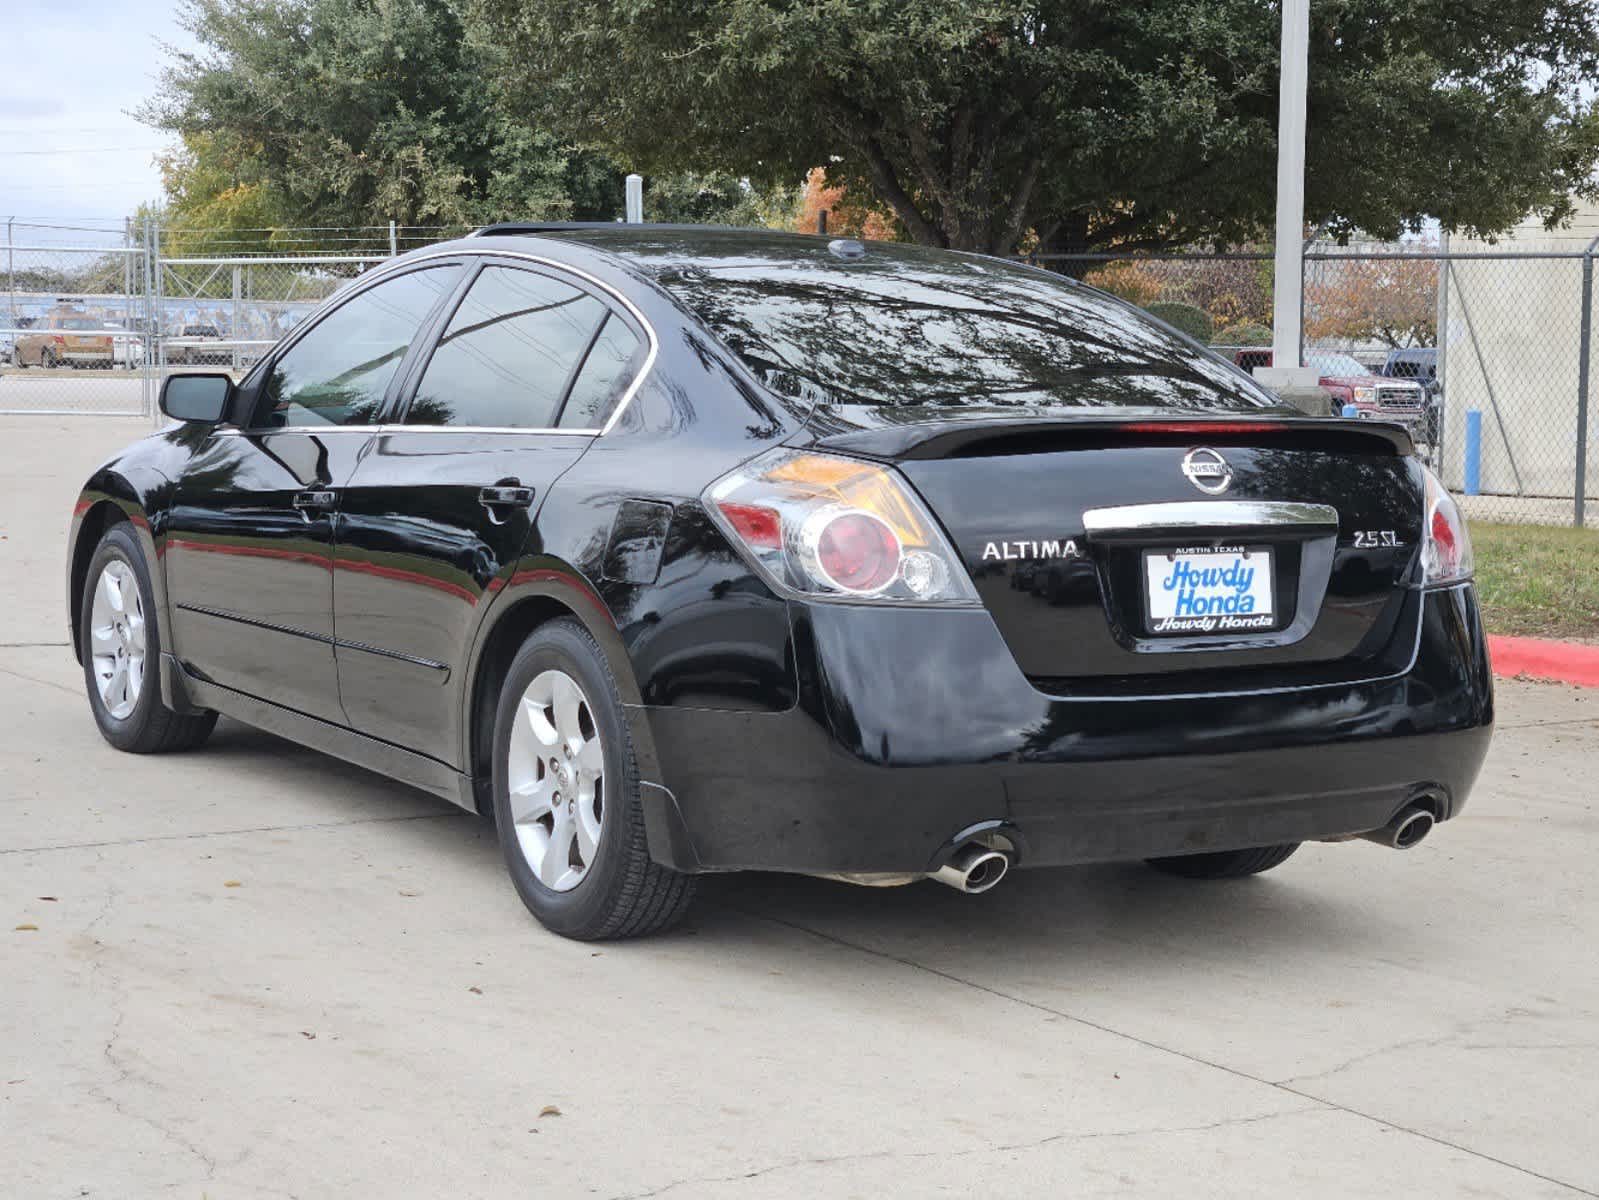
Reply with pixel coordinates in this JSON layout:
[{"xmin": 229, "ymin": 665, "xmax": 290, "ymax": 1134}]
[{"xmin": 1441, "ymin": 207, "xmax": 1598, "ymax": 505}]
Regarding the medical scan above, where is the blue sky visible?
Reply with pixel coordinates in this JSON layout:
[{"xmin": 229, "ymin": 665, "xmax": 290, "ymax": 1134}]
[{"xmin": 0, "ymin": 0, "xmax": 197, "ymax": 230}]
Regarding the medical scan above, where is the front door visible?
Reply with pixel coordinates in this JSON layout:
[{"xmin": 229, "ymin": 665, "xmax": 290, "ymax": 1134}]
[
  {"xmin": 164, "ymin": 262, "xmax": 463, "ymax": 722},
  {"xmin": 333, "ymin": 260, "xmax": 647, "ymax": 766}
]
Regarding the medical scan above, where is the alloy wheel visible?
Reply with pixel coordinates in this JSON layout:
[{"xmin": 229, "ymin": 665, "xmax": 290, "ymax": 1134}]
[
  {"xmin": 89, "ymin": 559, "xmax": 146, "ymax": 719},
  {"xmin": 506, "ymin": 668, "xmax": 606, "ymax": 892}
]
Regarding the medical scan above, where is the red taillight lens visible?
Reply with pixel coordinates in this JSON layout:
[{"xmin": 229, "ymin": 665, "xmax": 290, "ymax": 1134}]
[
  {"xmin": 52, "ymin": 334, "xmax": 65, "ymax": 345},
  {"xmin": 717, "ymin": 502, "xmax": 781, "ymax": 550},
  {"xmin": 1430, "ymin": 507, "xmax": 1456, "ymax": 560},
  {"xmin": 1420, "ymin": 465, "xmax": 1473, "ymax": 584},
  {"xmin": 813, "ymin": 511, "xmax": 900, "ymax": 593}
]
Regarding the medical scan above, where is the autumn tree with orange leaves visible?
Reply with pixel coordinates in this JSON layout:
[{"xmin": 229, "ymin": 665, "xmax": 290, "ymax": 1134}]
[
  {"xmin": 795, "ymin": 168, "xmax": 900, "ymax": 241},
  {"xmin": 1304, "ymin": 253, "xmax": 1437, "ymax": 348}
]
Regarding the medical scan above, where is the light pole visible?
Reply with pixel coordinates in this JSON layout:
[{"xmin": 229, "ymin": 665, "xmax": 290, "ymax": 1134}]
[{"xmin": 1256, "ymin": 0, "xmax": 1320, "ymax": 400}]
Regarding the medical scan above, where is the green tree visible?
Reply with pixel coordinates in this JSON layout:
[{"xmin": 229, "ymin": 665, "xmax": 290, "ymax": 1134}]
[
  {"xmin": 140, "ymin": 0, "xmax": 805, "ymax": 240},
  {"xmin": 470, "ymin": 0, "xmax": 1599, "ymax": 256},
  {"xmin": 140, "ymin": 0, "xmax": 636, "ymax": 232}
]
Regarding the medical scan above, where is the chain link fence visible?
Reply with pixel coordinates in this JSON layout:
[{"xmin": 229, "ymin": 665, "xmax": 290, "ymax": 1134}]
[
  {"xmin": 7, "ymin": 218, "xmax": 1596, "ymax": 526},
  {"xmin": 2, "ymin": 221, "xmax": 152, "ymax": 416},
  {"xmin": 1044, "ymin": 242, "xmax": 1598, "ymax": 527}
]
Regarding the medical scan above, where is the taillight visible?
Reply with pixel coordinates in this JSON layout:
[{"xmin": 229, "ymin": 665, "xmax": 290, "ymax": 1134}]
[
  {"xmin": 704, "ymin": 449, "xmax": 978, "ymax": 603},
  {"xmin": 1420, "ymin": 465, "xmax": 1473, "ymax": 585},
  {"xmin": 52, "ymin": 334, "xmax": 65, "ymax": 345}
]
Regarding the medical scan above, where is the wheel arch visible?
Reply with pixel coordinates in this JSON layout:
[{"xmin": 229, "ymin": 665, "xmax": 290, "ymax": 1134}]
[
  {"xmin": 460, "ymin": 560, "xmax": 657, "ymax": 818},
  {"xmin": 68, "ymin": 468, "xmax": 173, "ymax": 663}
]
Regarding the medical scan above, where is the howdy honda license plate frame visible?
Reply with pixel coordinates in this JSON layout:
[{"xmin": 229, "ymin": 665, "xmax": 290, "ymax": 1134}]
[{"xmin": 1142, "ymin": 545, "xmax": 1276, "ymax": 637}]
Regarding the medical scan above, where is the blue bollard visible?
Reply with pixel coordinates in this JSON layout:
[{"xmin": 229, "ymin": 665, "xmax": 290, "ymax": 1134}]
[
  {"xmin": 1341, "ymin": 403, "xmax": 1359, "ymax": 418},
  {"xmin": 1464, "ymin": 410, "xmax": 1482, "ymax": 495}
]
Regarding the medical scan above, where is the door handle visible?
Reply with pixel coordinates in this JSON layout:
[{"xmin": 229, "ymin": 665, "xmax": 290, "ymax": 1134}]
[
  {"xmin": 479, "ymin": 484, "xmax": 536, "ymax": 510},
  {"xmin": 293, "ymin": 489, "xmax": 337, "ymax": 513}
]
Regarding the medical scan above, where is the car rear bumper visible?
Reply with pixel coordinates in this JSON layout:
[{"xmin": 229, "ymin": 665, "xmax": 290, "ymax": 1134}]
[{"xmin": 634, "ymin": 584, "xmax": 1493, "ymax": 875}]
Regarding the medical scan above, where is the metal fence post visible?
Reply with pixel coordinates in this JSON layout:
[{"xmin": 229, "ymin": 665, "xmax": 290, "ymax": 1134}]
[
  {"xmin": 6, "ymin": 216, "xmax": 13, "ymax": 327},
  {"xmin": 153, "ymin": 222, "xmax": 165, "ymax": 389},
  {"xmin": 1433, "ymin": 232, "xmax": 1449, "ymax": 470},
  {"xmin": 145, "ymin": 218, "xmax": 157, "ymax": 421},
  {"xmin": 389, "ymin": 220, "xmax": 398, "ymax": 257},
  {"xmin": 1578, "ymin": 237, "xmax": 1596, "ymax": 527}
]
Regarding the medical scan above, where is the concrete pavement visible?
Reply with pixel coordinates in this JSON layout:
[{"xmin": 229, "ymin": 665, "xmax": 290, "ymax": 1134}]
[{"xmin": 2, "ymin": 415, "xmax": 1596, "ymax": 1198}]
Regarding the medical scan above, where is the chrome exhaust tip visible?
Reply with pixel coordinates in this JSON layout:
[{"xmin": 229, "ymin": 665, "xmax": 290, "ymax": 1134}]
[
  {"xmin": 1358, "ymin": 804, "xmax": 1436, "ymax": 850},
  {"xmin": 930, "ymin": 844, "xmax": 1012, "ymax": 894}
]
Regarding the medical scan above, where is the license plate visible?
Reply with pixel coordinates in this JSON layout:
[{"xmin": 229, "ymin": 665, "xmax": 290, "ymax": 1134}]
[{"xmin": 1143, "ymin": 546, "xmax": 1275, "ymax": 636}]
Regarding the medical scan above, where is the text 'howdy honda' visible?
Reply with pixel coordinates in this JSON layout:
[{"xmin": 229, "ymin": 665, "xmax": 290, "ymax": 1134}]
[{"xmin": 66, "ymin": 226, "xmax": 1493, "ymax": 938}]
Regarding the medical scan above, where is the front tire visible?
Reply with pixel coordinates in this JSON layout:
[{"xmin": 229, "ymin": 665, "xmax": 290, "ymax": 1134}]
[
  {"xmin": 491, "ymin": 618, "xmax": 693, "ymax": 940},
  {"xmin": 80, "ymin": 523, "xmax": 217, "ymax": 753},
  {"xmin": 1145, "ymin": 843, "xmax": 1300, "ymax": 879}
]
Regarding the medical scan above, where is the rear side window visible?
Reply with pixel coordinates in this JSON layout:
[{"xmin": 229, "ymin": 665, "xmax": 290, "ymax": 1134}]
[
  {"xmin": 653, "ymin": 253, "xmax": 1278, "ymax": 414},
  {"xmin": 407, "ymin": 266, "xmax": 613, "ymax": 429},
  {"xmin": 251, "ymin": 265, "xmax": 460, "ymax": 428},
  {"xmin": 558, "ymin": 315, "xmax": 643, "ymax": 429}
]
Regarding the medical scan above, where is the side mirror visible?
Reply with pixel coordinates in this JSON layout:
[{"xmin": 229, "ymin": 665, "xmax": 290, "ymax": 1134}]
[{"xmin": 160, "ymin": 373, "xmax": 234, "ymax": 424}]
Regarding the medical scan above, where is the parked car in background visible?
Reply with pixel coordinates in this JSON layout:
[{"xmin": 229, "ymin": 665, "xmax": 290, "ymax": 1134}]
[
  {"xmin": 166, "ymin": 325, "xmax": 228, "ymax": 365},
  {"xmin": 14, "ymin": 312, "xmax": 116, "ymax": 369},
  {"xmin": 0, "ymin": 330, "xmax": 14, "ymax": 365},
  {"xmin": 1381, "ymin": 348, "xmax": 1441, "ymax": 443},
  {"xmin": 1234, "ymin": 348, "xmax": 1429, "ymax": 431},
  {"xmin": 108, "ymin": 322, "xmax": 147, "ymax": 370}
]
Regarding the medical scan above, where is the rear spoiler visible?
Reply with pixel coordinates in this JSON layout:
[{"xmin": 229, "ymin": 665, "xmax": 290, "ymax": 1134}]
[{"xmin": 814, "ymin": 415, "xmax": 1416, "ymax": 461}]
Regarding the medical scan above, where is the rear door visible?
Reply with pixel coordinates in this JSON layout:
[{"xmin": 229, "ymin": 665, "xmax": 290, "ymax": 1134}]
[
  {"xmin": 164, "ymin": 262, "xmax": 463, "ymax": 721},
  {"xmin": 333, "ymin": 258, "xmax": 647, "ymax": 766}
]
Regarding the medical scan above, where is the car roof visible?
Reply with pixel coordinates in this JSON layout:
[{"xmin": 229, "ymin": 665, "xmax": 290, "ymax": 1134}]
[{"xmin": 452, "ymin": 222, "xmax": 1018, "ymax": 280}]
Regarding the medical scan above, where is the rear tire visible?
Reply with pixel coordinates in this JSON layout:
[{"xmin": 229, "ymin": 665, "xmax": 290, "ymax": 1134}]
[
  {"xmin": 80, "ymin": 523, "xmax": 217, "ymax": 753},
  {"xmin": 491, "ymin": 618, "xmax": 693, "ymax": 940},
  {"xmin": 1145, "ymin": 843, "xmax": 1300, "ymax": 879}
]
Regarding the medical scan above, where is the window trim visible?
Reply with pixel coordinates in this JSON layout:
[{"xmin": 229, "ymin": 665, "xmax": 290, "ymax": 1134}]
[
  {"xmin": 227, "ymin": 249, "xmax": 658, "ymax": 438},
  {"xmin": 391, "ymin": 253, "xmax": 652, "ymax": 436},
  {"xmin": 236, "ymin": 259, "xmax": 468, "ymax": 433}
]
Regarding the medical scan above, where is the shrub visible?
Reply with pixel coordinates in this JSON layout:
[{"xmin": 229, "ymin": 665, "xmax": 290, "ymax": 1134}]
[
  {"xmin": 1144, "ymin": 301, "xmax": 1214, "ymax": 343},
  {"xmin": 1215, "ymin": 321, "xmax": 1273, "ymax": 346}
]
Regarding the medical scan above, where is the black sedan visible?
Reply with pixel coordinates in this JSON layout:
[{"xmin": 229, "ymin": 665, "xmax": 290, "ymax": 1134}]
[{"xmin": 67, "ymin": 226, "xmax": 1494, "ymax": 939}]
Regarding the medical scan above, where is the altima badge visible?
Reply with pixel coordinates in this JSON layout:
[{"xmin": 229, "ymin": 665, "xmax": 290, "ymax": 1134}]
[{"xmin": 1181, "ymin": 447, "xmax": 1233, "ymax": 495}]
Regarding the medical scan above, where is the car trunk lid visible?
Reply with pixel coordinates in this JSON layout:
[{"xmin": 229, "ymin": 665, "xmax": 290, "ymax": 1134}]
[{"xmin": 817, "ymin": 412, "xmax": 1426, "ymax": 692}]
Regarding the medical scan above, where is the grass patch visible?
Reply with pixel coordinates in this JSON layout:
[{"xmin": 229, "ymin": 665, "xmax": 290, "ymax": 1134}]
[{"xmin": 1470, "ymin": 521, "xmax": 1599, "ymax": 642}]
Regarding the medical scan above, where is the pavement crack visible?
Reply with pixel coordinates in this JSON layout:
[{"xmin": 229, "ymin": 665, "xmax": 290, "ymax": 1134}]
[
  {"xmin": 1, "ymin": 811, "xmax": 458, "ymax": 856},
  {"xmin": 79, "ymin": 871, "xmax": 223, "ymax": 1181},
  {"xmin": 0, "ymin": 660, "xmax": 81, "ymax": 697},
  {"xmin": 607, "ymin": 1105, "xmax": 1328, "ymax": 1199},
  {"xmin": 718, "ymin": 902, "xmax": 1599, "ymax": 1199}
]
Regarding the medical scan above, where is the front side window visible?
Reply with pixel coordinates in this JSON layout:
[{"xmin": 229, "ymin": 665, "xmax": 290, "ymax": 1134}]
[
  {"xmin": 406, "ymin": 266, "xmax": 612, "ymax": 429},
  {"xmin": 250, "ymin": 265, "xmax": 460, "ymax": 428}
]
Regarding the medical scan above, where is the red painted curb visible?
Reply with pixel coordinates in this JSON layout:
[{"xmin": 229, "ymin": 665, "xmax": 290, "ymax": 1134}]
[{"xmin": 1488, "ymin": 635, "xmax": 1599, "ymax": 688}]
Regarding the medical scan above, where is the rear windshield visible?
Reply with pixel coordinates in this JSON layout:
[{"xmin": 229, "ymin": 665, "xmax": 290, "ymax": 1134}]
[
  {"xmin": 651, "ymin": 254, "xmax": 1275, "ymax": 413},
  {"xmin": 60, "ymin": 317, "xmax": 99, "ymax": 330}
]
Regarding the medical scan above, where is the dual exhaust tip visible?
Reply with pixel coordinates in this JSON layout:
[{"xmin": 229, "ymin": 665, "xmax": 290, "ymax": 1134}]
[
  {"xmin": 935, "ymin": 799, "xmax": 1441, "ymax": 891},
  {"xmin": 838, "ymin": 802, "xmax": 1440, "ymax": 898}
]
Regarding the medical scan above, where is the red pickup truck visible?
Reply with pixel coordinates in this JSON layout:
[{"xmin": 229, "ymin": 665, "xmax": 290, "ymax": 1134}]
[{"xmin": 1234, "ymin": 349, "xmax": 1427, "ymax": 426}]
